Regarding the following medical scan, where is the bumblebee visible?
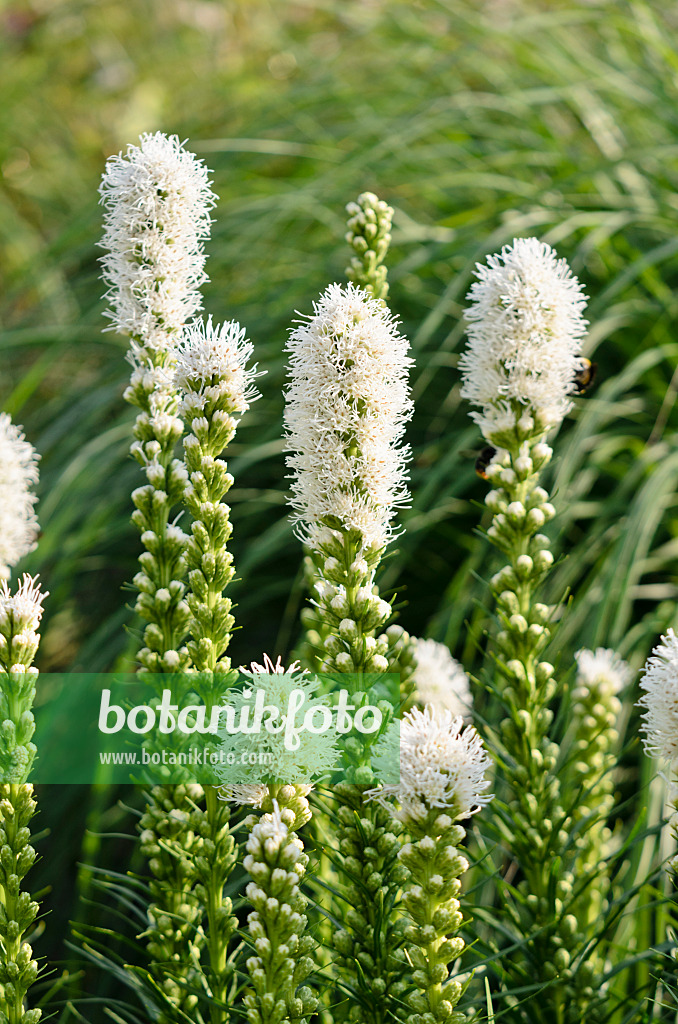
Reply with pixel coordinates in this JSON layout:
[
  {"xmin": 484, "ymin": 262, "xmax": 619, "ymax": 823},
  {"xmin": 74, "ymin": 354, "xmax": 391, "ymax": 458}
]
[
  {"xmin": 573, "ymin": 358, "xmax": 597, "ymax": 394},
  {"xmin": 475, "ymin": 445, "xmax": 497, "ymax": 480}
]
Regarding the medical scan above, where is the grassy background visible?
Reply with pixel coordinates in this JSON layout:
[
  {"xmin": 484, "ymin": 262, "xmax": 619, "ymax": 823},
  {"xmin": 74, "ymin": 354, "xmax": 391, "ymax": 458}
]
[{"xmin": 3, "ymin": 0, "xmax": 678, "ymax": 1016}]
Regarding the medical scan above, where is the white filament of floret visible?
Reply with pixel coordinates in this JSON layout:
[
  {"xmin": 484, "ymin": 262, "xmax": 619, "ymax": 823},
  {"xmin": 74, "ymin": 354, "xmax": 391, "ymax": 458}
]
[
  {"xmin": 0, "ymin": 574, "xmax": 47, "ymax": 632},
  {"xmin": 412, "ymin": 638, "xmax": 471, "ymax": 719},
  {"xmin": 99, "ymin": 132, "xmax": 216, "ymax": 356},
  {"xmin": 638, "ymin": 629, "xmax": 678, "ymax": 765},
  {"xmin": 173, "ymin": 316, "xmax": 261, "ymax": 411},
  {"xmin": 460, "ymin": 237, "xmax": 588, "ymax": 435},
  {"xmin": 220, "ymin": 783, "xmax": 269, "ymax": 807},
  {"xmin": 575, "ymin": 647, "xmax": 631, "ymax": 697},
  {"xmin": 284, "ymin": 282, "xmax": 413, "ymax": 550},
  {"xmin": 0, "ymin": 414, "xmax": 40, "ymax": 578},
  {"xmin": 367, "ymin": 704, "xmax": 492, "ymax": 822}
]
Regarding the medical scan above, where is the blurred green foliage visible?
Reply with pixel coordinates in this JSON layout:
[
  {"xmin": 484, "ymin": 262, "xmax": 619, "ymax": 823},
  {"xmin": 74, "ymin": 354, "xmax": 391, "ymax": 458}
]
[{"xmin": 3, "ymin": 0, "xmax": 678, "ymax": 1017}]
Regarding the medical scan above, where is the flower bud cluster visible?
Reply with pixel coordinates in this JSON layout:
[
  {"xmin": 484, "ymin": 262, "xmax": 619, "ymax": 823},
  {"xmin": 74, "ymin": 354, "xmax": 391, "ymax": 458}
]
[
  {"xmin": 345, "ymin": 191, "xmax": 394, "ymax": 302},
  {"xmin": 243, "ymin": 801, "xmax": 317, "ymax": 1024},
  {"xmin": 399, "ymin": 815, "xmax": 468, "ymax": 1024},
  {"xmin": 307, "ymin": 527, "xmax": 397, "ymax": 675},
  {"xmin": 331, "ymin": 782, "xmax": 409, "ymax": 1021},
  {"xmin": 0, "ymin": 785, "xmax": 41, "ymax": 1024},
  {"xmin": 138, "ymin": 784, "xmax": 206, "ymax": 1014},
  {"xmin": 126, "ymin": 372, "xmax": 192, "ymax": 676},
  {"xmin": 566, "ymin": 649, "xmax": 629, "ymax": 954}
]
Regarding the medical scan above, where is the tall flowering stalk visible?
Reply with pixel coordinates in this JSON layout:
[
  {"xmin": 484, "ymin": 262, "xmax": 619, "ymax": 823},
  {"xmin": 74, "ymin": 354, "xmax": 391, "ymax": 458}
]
[
  {"xmin": 284, "ymin": 281, "xmax": 413, "ymax": 1022},
  {"xmin": 99, "ymin": 132, "xmax": 217, "ymax": 1015},
  {"xmin": 171, "ymin": 316, "xmax": 260, "ymax": 1020},
  {"xmin": 368, "ymin": 705, "xmax": 492, "ymax": 1024},
  {"xmin": 99, "ymin": 131, "xmax": 216, "ymax": 677},
  {"xmin": 240, "ymin": 796, "xmax": 317, "ymax": 1024},
  {"xmin": 568, "ymin": 651, "xmax": 629, "ymax": 927},
  {"xmin": 0, "ymin": 415, "xmax": 44, "ymax": 1024},
  {"xmin": 219, "ymin": 657, "xmax": 334, "ymax": 1024},
  {"xmin": 461, "ymin": 238, "xmax": 596, "ymax": 1016}
]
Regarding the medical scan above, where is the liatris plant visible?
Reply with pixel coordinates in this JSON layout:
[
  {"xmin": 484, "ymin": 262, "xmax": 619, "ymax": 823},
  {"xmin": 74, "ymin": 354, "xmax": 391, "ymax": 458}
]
[
  {"xmin": 169, "ymin": 316, "xmax": 260, "ymax": 1019},
  {"xmin": 0, "ymin": 414, "xmax": 45, "ymax": 1024},
  {"xmin": 460, "ymin": 238, "xmax": 602, "ymax": 1016},
  {"xmin": 100, "ymin": 132, "xmax": 217, "ymax": 1015},
  {"xmin": 368, "ymin": 705, "xmax": 492, "ymax": 1024},
  {"xmin": 284, "ymin": 280, "xmax": 413, "ymax": 1022}
]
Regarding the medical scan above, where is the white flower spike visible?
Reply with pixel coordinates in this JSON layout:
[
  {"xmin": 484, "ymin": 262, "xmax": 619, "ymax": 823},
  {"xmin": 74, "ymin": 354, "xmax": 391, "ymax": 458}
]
[
  {"xmin": 638, "ymin": 629, "xmax": 678, "ymax": 765},
  {"xmin": 460, "ymin": 237, "xmax": 588, "ymax": 439},
  {"xmin": 0, "ymin": 414, "xmax": 40, "ymax": 579},
  {"xmin": 284, "ymin": 282, "xmax": 413, "ymax": 550},
  {"xmin": 99, "ymin": 131, "xmax": 216, "ymax": 358}
]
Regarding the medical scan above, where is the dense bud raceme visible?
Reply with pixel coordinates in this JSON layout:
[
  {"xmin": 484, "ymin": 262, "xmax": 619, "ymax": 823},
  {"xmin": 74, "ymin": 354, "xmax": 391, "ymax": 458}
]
[
  {"xmin": 345, "ymin": 191, "xmax": 394, "ymax": 302},
  {"xmin": 284, "ymin": 282, "xmax": 413, "ymax": 550},
  {"xmin": 638, "ymin": 629, "xmax": 678, "ymax": 765},
  {"xmin": 368, "ymin": 704, "xmax": 492, "ymax": 823},
  {"xmin": 99, "ymin": 131, "xmax": 216, "ymax": 359},
  {"xmin": 412, "ymin": 638, "xmax": 471, "ymax": 719},
  {"xmin": 460, "ymin": 237, "xmax": 588, "ymax": 441},
  {"xmin": 0, "ymin": 414, "xmax": 40, "ymax": 579}
]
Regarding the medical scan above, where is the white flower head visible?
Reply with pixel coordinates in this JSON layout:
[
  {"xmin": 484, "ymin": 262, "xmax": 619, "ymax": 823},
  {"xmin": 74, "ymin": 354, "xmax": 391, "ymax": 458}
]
[
  {"xmin": 0, "ymin": 574, "xmax": 47, "ymax": 633},
  {"xmin": 638, "ymin": 629, "xmax": 678, "ymax": 764},
  {"xmin": 99, "ymin": 132, "xmax": 217, "ymax": 356},
  {"xmin": 575, "ymin": 647, "xmax": 631, "ymax": 697},
  {"xmin": 460, "ymin": 238, "xmax": 588, "ymax": 438},
  {"xmin": 216, "ymin": 656, "xmax": 340, "ymax": 786},
  {"xmin": 284, "ymin": 282, "xmax": 413, "ymax": 550},
  {"xmin": 173, "ymin": 316, "xmax": 260, "ymax": 412},
  {"xmin": 0, "ymin": 414, "xmax": 40, "ymax": 579},
  {"xmin": 412, "ymin": 638, "xmax": 471, "ymax": 719},
  {"xmin": 367, "ymin": 704, "xmax": 493, "ymax": 823}
]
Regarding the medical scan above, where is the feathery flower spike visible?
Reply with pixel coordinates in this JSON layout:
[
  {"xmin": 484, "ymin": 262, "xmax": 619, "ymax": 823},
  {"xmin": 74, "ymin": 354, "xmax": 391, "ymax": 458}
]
[
  {"xmin": 0, "ymin": 414, "xmax": 40, "ymax": 580},
  {"xmin": 411, "ymin": 638, "xmax": 471, "ymax": 719},
  {"xmin": 460, "ymin": 237, "xmax": 588, "ymax": 442},
  {"xmin": 638, "ymin": 628, "xmax": 678, "ymax": 765},
  {"xmin": 284, "ymin": 281, "xmax": 413, "ymax": 551},
  {"xmin": 99, "ymin": 131, "xmax": 216, "ymax": 359}
]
